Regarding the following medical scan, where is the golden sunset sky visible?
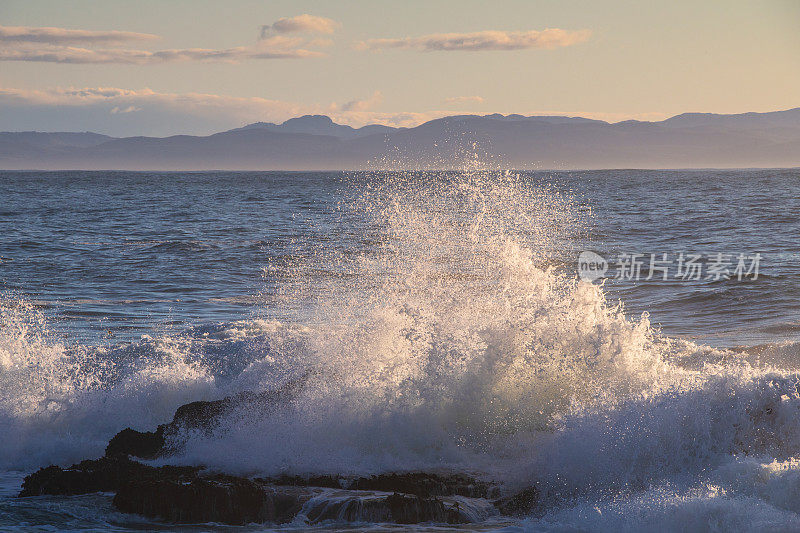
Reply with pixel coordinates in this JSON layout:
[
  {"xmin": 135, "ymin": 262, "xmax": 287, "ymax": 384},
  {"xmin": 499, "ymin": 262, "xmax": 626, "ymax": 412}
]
[{"xmin": 1, "ymin": 0, "xmax": 798, "ymax": 135}]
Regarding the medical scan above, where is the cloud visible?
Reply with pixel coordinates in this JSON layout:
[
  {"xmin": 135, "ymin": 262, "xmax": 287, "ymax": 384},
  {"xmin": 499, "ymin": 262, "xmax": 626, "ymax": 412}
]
[
  {"xmin": 358, "ymin": 28, "xmax": 591, "ymax": 52},
  {"xmin": 340, "ymin": 91, "xmax": 383, "ymax": 112},
  {"xmin": 0, "ymin": 86, "xmax": 304, "ymax": 114},
  {"xmin": 0, "ymin": 86, "xmax": 434, "ymax": 135},
  {"xmin": 110, "ymin": 105, "xmax": 140, "ymax": 114},
  {"xmin": 0, "ymin": 25, "xmax": 327, "ymax": 64},
  {"xmin": 0, "ymin": 25, "xmax": 158, "ymax": 45},
  {"xmin": 444, "ymin": 96, "xmax": 485, "ymax": 105},
  {"xmin": 0, "ymin": 44, "xmax": 323, "ymax": 64},
  {"xmin": 261, "ymin": 14, "xmax": 340, "ymax": 37}
]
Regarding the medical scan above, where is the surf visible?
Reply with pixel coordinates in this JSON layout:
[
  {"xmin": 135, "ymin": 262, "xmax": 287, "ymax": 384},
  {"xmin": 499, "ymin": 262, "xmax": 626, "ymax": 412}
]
[{"xmin": 3, "ymin": 170, "xmax": 800, "ymax": 529}]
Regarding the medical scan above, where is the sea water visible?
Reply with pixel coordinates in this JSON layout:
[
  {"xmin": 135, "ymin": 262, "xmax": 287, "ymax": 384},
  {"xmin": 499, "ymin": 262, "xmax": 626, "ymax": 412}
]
[{"xmin": 2, "ymin": 169, "xmax": 800, "ymax": 531}]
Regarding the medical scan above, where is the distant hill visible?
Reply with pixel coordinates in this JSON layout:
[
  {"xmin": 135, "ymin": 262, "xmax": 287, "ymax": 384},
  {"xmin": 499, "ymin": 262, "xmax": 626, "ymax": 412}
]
[
  {"xmin": 226, "ymin": 115, "xmax": 397, "ymax": 139},
  {"xmin": 1, "ymin": 109, "xmax": 799, "ymax": 170}
]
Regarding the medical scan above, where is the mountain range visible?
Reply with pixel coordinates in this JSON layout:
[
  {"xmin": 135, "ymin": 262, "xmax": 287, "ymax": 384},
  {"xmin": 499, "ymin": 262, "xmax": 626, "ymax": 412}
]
[{"xmin": 2, "ymin": 109, "xmax": 799, "ymax": 170}]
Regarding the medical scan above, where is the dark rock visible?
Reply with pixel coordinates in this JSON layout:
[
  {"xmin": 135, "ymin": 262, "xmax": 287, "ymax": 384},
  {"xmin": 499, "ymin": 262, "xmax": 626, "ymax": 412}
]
[
  {"xmin": 103, "ymin": 375, "xmax": 313, "ymax": 460},
  {"xmin": 19, "ymin": 456, "xmax": 197, "ymax": 497},
  {"xmin": 113, "ymin": 477, "xmax": 484, "ymax": 526},
  {"xmin": 385, "ymin": 492, "xmax": 469, "ymax": 524},
  {"xmin": 105, "ymin": 427, "xmax": 165, "ymax": 459},
  {"xmin": 170, "ymin": 374, "xmax": 310, "ymax": 433},
  {"xmin": 494, "ymin": 486, "xmax": 540, "ymax": 516},
  {"xmin": 169, "ymin": 394, "xmax": 247, "ymax": 432},
  {"xmin": 261, "ymin": 473, "xmax": 343, "ymax": 489},
  {"xmin": 349, "ymin": 472, "xmax": 494, "ymax": 499},
  {"xmin": 302, "ymin": 491, "xmax": 480, "ymax": 525},
  {"xmin": 258, "ymin": 472, "xmax": 496, "ymax": 498},
  {"xmin": 20, "ymin": 457, "xmax": 500, "ymax": 525},
  {"xmin": 305, "ymin": 494, "xmax": 385, "ymax": 523},
  {"xmin": 113, "ymin": 477, "xmax": 313, "ymax": 525}
]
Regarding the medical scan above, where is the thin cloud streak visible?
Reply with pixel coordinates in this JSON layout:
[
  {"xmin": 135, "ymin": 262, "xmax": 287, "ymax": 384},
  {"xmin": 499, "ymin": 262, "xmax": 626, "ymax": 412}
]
[
  {"xmin": 0, "ymin": 25, "xmax": 159, "ymax": 45},
  {"xmin": 0, "ymin": 44, "xmax": 322, "ymax": 64},
  {"xmin": 0, "ymin": 19, "xmax": 335, "ymax": 64},
  {"xmin": 358, "ymin": 28, "xmax": 591, "ymax": 52},
  {"xmin": 0, "ymin": 35, "xmax": 325, "ymax": 64},
  {"xmin": 445, "ymin": 96, "xmax": 485, "ymax": 104},
  {"xmin": 340, "ymin": 91, "xmax": 383, "ymax": 112}
]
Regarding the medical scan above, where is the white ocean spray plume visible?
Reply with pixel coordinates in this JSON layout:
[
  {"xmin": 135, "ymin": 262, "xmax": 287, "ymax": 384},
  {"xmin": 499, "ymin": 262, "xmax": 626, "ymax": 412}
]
[{"xmin": 170, "ymin": 170, "xmax": 727, "ymax": 481}]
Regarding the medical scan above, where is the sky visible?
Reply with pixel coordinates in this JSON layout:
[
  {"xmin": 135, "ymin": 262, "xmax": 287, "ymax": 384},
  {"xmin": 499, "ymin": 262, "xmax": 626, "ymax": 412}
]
[{"xmin": 0, "ymin": 0, "xmax": 798, "ymax": 136}]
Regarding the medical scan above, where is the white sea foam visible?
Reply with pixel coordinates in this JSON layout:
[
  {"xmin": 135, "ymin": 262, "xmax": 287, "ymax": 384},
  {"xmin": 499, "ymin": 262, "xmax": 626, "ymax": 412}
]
[{"xmin": 0, "ymin": 298, "xmax": 218, "ymax": 469}]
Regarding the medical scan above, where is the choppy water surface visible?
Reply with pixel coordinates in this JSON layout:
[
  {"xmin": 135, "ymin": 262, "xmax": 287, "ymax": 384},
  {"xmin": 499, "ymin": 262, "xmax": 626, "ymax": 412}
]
[{"xmin": 2, "ymin": 169, "xmax": 800, "ymax": 531}]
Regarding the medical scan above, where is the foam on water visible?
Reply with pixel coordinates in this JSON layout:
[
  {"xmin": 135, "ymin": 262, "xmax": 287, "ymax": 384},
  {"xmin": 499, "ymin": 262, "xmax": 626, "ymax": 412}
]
[
  {"xmin": 3, "ymin": 170, "xmax": 800, "ymax": 529},
  {"xmin": 0, "ymin": 298, "xmax": 218, "ymax": 469}
]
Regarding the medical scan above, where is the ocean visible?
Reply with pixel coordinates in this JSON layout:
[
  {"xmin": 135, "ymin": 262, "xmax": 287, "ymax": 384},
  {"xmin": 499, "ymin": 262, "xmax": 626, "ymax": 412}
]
[{"xmin": 2, "ymin": 169, "xmax": 800, "ymax": 531}]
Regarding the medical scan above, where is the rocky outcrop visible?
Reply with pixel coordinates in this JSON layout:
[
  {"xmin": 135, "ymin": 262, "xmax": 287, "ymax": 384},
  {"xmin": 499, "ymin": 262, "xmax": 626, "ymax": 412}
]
[
  {"xmin": 303, "ymin": 491, "xmax": 483, "ymax": 524},
  {"xmin": 348, "ymin": 472, "xmax": 496, "ymax": 499},
  {"xmin": 262, "ymin": 472, "xmax": 496, "ymax": 499},
  {"xmin": 19, "ymin": 456, "xmax": 197, "ymax": 497},
  {"xmin": 19, "ymin": 384, "xmax": 540, "ymax": 526},
  {"xmin": 19, "ymin": 456, "xmax": 503, "ymax": 525},
  {"xmin": 104, "ymin": 376, "xmax": 311, "ymax": 460},
  {"xmin": 113, "ymin": 479, "xmax": 490, "ymax": 525},
  {"xmin": 20, "ymin": 453, "xmax": 538, "ymax": 525},
  {"xmin": 105, "ymin": 427, "xmax": 165, "ymax": 459},
  {"xmin": 114, "ymin": 477, "xmax": 314, "ymax": 525}
]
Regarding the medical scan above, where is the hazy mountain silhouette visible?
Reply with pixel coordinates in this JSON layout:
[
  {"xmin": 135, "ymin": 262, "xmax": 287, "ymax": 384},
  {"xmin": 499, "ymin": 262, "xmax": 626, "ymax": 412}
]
[
  {"xmin": 1, "ymin": 109, "xmax": 799, "ymax": 170},
  {"xmin": 226, "ymin": 115, "xmax": 396, "ymax": 139}
]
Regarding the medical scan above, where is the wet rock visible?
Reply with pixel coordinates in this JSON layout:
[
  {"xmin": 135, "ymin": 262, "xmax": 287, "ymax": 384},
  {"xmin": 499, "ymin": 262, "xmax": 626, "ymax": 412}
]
[
  {"xmin": 20, "ymin": 457, "xmax": 503, "ymax": 525},
  {"xmin": 261, "ymin": 473, "xmax": 343, "ymax": 489},
  {"xmin": 19, "ymin": 456, "xmax": 197, "ymax": 497},
  {"xmin": 170, "ymin": 374, "xmax": 310, "ymax": 433},
  {"xmin": 113, "ymin": 477, "xmax": 489, "ymax": 526},
  {"xmin": 105, "ymin": 427, "xmax": 165, "ymax": 459},
  {"xmin": 304, "ymin": 491, "xmax": 471, "ymax": 524},
  {"xmin": 261, "ymin": 472, "xmax": 496, "ymax": 498},
  {"xmin": 386, "ymin": 492, "xmax": 469, "ymax": 524},
  {"xmin": 348, "ymin": 472, "xmax": 495, "ymax": 499},
  {"xmin": 104, "ymin": 376, "xmax": 312, "ymax": 460},
  {"xmin": 494, "ymin": 486, "xmax": 540, "ymax": 516},
  {"xmin": 113, "ymin": 477, "xmax": 314, "ymax": 525},
  {"xmin": 169, "ymin": 393, "xmax": 251, "ymax": 432}
]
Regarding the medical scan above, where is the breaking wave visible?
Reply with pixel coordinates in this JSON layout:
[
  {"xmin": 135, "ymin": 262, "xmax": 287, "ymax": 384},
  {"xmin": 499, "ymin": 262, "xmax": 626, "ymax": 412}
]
[{"xmin": 3, "ymin": 170, "xmax": 800, "ymax": 528}]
